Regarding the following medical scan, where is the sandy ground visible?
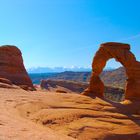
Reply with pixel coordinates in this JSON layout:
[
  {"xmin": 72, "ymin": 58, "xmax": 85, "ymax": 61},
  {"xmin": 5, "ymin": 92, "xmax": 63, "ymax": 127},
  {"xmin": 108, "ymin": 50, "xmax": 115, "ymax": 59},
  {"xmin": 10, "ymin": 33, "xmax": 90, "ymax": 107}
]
[
  {"xmin": 0, "ymin": 88, "xmax": 140, "ymax": 140},
  {"xmin": 0, "ymin": 88, "xmax": 74, "ymax": 140}
]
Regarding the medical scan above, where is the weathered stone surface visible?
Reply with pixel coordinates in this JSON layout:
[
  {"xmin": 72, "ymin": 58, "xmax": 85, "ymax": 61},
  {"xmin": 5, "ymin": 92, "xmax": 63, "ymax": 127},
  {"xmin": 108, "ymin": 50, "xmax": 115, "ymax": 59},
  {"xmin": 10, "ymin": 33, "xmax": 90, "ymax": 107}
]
[
  {"xmin": 0, "ymin": 78, "xmax": 12, "ymax": 85},
  {"xmin": 82, "ymin": 42, "xmax": 140, "ymax": 100},
  {"xmin": 0, "ymin": 45, "xmax": 34, "ymax": 90}
]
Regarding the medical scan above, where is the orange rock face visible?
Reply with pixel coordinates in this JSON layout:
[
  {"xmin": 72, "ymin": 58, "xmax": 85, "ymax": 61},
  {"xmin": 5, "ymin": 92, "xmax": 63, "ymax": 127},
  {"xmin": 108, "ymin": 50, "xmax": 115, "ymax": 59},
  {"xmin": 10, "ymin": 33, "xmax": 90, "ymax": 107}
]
[
  {"xmin": 83, "ymin": 42, "xmax": 140, "ymax": 100},
  {"xmin": 0, "ymin": 45, "xmax": 34, "ymax": 90}
]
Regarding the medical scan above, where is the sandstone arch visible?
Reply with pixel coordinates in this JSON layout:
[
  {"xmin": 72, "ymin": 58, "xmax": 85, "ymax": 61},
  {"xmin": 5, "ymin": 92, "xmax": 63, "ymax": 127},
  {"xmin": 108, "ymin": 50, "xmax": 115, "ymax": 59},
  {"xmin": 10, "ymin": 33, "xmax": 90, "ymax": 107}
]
[{"xmin": 82, "ymin": 42, "xmax": 140, "ymax": 100}]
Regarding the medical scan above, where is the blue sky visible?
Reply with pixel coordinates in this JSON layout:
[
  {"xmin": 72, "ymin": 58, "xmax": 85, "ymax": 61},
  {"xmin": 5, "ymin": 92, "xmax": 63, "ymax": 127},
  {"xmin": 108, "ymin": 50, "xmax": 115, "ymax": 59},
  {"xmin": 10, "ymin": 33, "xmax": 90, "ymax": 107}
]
[{"xmin": 0, "ymin": 0, "xmax": 140, "ymax": 69}]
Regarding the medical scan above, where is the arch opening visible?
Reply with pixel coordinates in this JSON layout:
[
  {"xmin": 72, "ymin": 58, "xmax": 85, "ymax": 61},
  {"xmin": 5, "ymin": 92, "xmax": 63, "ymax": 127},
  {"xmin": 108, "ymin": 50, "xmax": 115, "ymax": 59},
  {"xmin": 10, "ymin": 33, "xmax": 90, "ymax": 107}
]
[{"xmin": 100, "ymin": 58, "xmax": 127, "ymax": 102}]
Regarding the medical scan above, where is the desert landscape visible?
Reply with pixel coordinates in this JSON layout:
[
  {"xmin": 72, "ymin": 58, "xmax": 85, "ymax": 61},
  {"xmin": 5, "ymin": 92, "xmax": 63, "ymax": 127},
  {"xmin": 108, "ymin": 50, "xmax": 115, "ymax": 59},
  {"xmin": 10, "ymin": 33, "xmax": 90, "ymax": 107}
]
[
  {"xmin": 0, "ymin": 1, "xmax": 140, "ymax": 139},
  {"xmin": 0, "ymin": 44, "xmax": 140, "ymax": 140}
]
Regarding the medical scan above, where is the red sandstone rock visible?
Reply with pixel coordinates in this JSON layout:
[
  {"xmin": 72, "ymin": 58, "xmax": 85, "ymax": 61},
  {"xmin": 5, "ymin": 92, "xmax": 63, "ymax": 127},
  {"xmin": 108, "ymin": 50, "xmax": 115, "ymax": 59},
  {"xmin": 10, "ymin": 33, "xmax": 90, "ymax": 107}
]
[
  {"xmin": 40, "ymin": 79, "xmax": 88, "ymax": 93},
  {"xmin": 0, "ymin": 78, "xmax": 12, "ymax": 85},
  {"xmin": 56, "ymin": 89, "xmax": 67, "ymax": 93},
  {"xmin": 0, "ymin": 45, "xmax": 34, "ymax": 90},
  {"xmin": 82, "ymin": 42, "xmax": 140, "ymax": 100}
]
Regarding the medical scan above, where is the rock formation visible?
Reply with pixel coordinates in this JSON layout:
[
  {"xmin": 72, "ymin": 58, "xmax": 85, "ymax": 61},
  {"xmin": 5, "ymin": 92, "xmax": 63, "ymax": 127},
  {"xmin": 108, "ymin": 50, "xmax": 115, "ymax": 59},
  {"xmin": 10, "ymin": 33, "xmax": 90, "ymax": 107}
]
[
  {"xmin": 40, "ymin": 79, "xmax": 88, "ymax": 93},
  {"xmin": 0, "ymin": 45, "xmax": 34, "ymax": 90},
  {"xmin": 40, "ymin": 79, "xmax": 124, "ymax": 101},
  {"xmin": 82, "ymin": 42, "xmax": 140, "ymax": 100}
]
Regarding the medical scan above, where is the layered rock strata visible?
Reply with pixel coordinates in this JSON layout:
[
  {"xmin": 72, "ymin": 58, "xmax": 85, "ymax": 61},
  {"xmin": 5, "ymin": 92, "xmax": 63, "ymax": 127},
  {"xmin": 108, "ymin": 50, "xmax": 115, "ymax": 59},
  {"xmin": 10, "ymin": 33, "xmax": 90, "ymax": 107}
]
[{"xmin": 0, "ymin": 45, "xmax": 34, "ymax": 90}]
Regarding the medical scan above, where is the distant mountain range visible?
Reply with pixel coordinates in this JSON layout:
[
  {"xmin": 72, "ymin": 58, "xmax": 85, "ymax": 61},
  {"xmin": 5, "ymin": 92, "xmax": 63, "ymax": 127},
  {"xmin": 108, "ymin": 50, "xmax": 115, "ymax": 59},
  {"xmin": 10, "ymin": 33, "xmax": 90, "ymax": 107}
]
[
  {"xmin": 28, "ymin": 67, "xmax": 91, "ymax": 73},
  {"xmin": 27, "ymin": 66, "xmax": 114, "ymax": 73}
]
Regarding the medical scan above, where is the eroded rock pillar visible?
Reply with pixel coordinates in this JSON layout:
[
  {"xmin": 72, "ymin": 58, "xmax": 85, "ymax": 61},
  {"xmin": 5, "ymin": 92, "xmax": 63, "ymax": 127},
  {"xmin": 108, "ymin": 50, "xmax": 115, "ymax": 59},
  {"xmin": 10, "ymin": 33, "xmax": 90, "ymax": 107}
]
[
  {"xmin": 83, "ymin": 72, "xmax": 104, "ymax": 97},
  {"xmin": 82, "ymin": 45, "xmax": 111, "ymax": 97}
]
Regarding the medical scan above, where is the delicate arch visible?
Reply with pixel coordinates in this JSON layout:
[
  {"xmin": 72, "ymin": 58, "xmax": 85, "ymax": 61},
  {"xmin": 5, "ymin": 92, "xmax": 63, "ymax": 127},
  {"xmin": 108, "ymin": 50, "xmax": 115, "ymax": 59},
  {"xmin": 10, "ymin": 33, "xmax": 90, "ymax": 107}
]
[{"xmin": 82, "ymin": 42, "xmax": 140, "ymax": 100}]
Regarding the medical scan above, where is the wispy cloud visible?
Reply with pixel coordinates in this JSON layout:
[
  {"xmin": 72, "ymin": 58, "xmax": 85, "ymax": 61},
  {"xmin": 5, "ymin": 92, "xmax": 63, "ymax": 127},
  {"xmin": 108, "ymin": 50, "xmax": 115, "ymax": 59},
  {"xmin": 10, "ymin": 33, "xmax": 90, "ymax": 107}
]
[
  {"xmin": 65, "ymin": 34, "xmax": 140, "ymax": 54},
  {"xmin": 117, "ymin": 33, "xmax": 140, "ymax": 42}
]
